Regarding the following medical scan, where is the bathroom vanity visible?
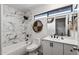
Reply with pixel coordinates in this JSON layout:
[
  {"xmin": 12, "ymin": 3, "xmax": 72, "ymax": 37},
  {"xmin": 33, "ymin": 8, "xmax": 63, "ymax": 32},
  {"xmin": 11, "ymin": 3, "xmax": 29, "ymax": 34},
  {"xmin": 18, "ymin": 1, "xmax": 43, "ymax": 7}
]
[
  {"xmin": 42, "ymin": 36, "xmax": 78, "ymax": 55},
  {"xmin": 42, "ymin": 12, "xmax": 79, "ymax": 55}
]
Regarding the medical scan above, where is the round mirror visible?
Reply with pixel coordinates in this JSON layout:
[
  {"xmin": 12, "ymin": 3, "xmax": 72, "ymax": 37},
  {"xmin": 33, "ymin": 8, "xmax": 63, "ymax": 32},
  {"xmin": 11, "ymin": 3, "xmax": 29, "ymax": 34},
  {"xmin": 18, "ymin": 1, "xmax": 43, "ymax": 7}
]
[{"xmin": 33, "ymin": 20, "xmax": 43, "ymax": 33}]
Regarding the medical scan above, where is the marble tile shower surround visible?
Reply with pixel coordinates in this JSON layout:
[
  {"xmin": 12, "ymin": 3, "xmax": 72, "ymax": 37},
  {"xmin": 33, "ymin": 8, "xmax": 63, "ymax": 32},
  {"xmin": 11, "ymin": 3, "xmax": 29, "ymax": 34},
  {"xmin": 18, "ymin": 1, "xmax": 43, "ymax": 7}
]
[{"xmin": 1, "ymin": 5, "xmax": 30, "ymax": 47}]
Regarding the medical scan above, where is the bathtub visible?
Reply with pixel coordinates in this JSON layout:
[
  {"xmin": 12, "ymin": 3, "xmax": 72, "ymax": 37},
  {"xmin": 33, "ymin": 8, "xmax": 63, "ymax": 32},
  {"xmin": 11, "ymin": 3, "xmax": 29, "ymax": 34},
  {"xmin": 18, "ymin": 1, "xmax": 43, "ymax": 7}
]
[{"xmin": 2, "ymin": 42, "xmax": 27, "ymax": 55}]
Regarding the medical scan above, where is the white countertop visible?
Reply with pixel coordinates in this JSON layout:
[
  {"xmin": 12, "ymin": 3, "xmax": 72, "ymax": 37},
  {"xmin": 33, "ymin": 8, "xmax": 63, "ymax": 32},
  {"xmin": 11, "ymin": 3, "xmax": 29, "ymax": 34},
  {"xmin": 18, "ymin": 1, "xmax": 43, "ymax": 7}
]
[{"xmin": 42, "ymin": 36, "xmax": 78, "ymax": 46}]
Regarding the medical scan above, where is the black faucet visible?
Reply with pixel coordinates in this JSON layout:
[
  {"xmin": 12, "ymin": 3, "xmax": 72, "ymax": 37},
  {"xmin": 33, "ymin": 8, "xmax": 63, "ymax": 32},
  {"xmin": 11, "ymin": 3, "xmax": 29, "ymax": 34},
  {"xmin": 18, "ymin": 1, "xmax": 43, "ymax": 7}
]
[
  {"xmin": 53, "ymin": 34, "xmax": 59, "ymax": 39},
  {"xmin": 61, "ymin": 33, "xmax": 64, "ymax": 40},
  {"xmin": 53, "ymin": 34, "xmax": 56, "ymax": 38}
]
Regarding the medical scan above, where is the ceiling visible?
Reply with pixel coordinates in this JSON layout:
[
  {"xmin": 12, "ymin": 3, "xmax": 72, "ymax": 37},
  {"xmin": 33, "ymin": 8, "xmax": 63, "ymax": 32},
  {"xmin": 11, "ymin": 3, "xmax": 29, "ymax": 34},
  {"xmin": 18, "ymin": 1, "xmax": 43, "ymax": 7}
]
[
  {"xmin": 7, "ymin": 4, "xmax": 71, "ymax": 13},
  {"xmin": 7, "ymin": 4, "xmax": 43, "ymax": 12}
]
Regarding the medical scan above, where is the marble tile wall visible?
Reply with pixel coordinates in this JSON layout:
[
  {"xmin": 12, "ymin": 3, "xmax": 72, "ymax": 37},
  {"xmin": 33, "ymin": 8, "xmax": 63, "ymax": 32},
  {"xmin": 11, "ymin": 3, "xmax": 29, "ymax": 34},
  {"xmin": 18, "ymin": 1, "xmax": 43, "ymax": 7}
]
[{"xmin": 1, "ymin": 5, "xmax": 29, "ymax": 47}]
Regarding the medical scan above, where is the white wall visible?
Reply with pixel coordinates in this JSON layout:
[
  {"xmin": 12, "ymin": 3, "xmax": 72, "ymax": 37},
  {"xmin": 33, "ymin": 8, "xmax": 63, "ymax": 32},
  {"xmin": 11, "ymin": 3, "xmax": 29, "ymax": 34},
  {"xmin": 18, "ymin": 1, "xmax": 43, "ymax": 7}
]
[
  {"xmin": 0, "ymin": 4, "xmax": 1, "ymax": 55},
  {"xmin": 28, "ymin": 18, "xmax": 48, "ymax": 39},
  {"xmin": 27, "ymin": 4, "xmax": 70, "ymax": 39}
]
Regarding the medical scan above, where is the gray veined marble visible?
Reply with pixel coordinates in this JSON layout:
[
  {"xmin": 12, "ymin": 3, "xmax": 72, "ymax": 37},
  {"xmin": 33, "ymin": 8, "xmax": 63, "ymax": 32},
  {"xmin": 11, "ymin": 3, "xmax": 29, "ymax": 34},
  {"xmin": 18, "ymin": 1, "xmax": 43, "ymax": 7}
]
[{"xmin": 2, "ymin": 5, "xmax": 29, "ymax": 47}]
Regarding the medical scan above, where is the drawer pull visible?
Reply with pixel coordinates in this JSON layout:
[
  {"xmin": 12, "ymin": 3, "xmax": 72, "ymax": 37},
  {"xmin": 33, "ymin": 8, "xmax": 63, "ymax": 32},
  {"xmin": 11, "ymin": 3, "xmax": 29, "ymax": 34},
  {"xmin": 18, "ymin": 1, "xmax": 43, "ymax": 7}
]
[
  {"xmin": 50, "ymin": 42, "xmax": 53, "ymax": 47},
  {"xmin": 73, "ymin": 47, "xmax": 79, "ymax": 51}
]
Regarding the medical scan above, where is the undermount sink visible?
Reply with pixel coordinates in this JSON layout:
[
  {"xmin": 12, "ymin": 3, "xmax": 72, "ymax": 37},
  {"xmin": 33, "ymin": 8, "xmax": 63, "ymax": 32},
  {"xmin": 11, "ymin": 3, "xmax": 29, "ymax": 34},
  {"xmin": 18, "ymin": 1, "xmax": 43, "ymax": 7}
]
[{"xmin": 26, "ymin": 38, "xmax": 41, "ymax": 52}]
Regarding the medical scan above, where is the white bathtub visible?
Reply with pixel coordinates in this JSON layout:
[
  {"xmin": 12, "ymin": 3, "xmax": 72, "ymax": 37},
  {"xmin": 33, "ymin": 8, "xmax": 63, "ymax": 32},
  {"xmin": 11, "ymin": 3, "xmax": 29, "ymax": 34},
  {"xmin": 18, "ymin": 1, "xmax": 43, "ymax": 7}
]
[{"xmin": 2, "ymin": 42, "xmax": 27, "ymax": 55}]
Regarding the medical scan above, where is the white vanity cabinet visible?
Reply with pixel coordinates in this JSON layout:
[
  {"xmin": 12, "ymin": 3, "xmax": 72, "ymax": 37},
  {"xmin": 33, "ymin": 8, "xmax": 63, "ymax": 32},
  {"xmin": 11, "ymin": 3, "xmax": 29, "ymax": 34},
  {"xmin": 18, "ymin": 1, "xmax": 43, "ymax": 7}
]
[
  {"xmin": 64, "ymin": 44, "xmax": 78, "ymax": 55},
  {"xmin": 42, "ymin": 40, "xmax": 63, "ymax": 55},
  {"xmin": 42, "ymin": 40, "xmax": 78, "ymax": 55}
]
